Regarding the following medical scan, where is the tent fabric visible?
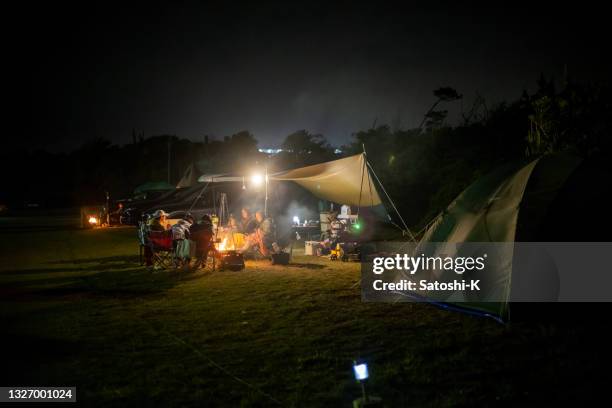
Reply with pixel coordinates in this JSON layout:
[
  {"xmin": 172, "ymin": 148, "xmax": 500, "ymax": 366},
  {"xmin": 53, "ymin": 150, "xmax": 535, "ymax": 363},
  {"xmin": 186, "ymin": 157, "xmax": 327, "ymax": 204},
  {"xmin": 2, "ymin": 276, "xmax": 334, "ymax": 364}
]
[
  {"xmin": 270, "ymin": 153, "xmax": 382, "ymax": 207},
  {"xmin": 134, "ymin": 181, "xmax": 175, "ymax": 195},
  {"xmin": 197, "ymin": 174, "xmax": 244, "ymax": 183},
  {"xmin": 415, "ymin": 154, "xmax": 583, "ymax": 321},
  {"xmin": 176, "ymin": 164, "xmax": 202, "ymax": 188},
  {"xmin": 420, "ymin": 154, "xmax": 582, "ymax": 243},
  {"xmin": 414, "ymin": 159, "xmax": 541, "ymax": 320},
  {"xmin": 420, "ymin": 159, "xmax": 540, "ymax": 243}
]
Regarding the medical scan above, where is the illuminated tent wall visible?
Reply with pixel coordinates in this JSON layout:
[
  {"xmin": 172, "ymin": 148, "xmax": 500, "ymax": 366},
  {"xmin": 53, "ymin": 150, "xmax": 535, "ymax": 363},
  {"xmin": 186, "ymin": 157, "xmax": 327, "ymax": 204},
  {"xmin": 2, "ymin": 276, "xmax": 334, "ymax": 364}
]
[{"xmin": 412, "ymin": 154, "xmax": 587, "ymax": 321}]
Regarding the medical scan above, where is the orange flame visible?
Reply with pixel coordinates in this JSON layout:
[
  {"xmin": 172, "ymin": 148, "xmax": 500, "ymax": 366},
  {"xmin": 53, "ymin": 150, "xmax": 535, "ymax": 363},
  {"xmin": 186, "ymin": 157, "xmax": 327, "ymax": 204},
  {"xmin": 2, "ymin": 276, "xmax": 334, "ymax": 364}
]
[{"xmin": 215, "ymin": 235, "xmax": 236, "ymax": 252}]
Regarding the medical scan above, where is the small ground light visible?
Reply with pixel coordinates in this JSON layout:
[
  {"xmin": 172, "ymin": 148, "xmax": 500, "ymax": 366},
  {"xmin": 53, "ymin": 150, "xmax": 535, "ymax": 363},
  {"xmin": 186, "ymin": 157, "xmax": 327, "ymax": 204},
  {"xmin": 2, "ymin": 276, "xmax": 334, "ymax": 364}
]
[
  {"xmin": 353, "ymin": 363, "xmax": 368, "ymax": 381},
  {"xmin": 352, "ymin": 361, "xmax": 383, "ymax": 408}
]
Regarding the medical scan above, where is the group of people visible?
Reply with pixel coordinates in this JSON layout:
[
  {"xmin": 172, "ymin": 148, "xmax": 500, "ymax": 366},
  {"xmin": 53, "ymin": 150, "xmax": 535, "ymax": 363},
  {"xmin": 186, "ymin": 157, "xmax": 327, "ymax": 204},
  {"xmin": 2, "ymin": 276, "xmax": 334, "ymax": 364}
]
[
  {"xmin": 144, "ymin": 210, "xmax": 213, "ymax": 269},
  {"xmin": 144, "ymin": 206, "xmax": 277, "ymax": 270},
  {"xmin": 229, "ymin": 207, "xmax": 277, "ymax": 256}
]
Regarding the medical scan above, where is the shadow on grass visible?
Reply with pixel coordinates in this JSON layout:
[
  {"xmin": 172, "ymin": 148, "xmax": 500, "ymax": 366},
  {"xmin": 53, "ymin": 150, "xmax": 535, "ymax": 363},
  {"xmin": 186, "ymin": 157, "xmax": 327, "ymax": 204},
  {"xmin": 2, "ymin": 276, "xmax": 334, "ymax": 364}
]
[
  {"xmin": 48, "ymin": 255, "xmax": 141, "ymax": 265},
  {"xmin": 1, "ymin": 255, "xmax": 142, "ymax": 276},
  {"xmin": 288, "ymin": 263, "xmax": 327, "ymax": 270},
  {"xmin": 35, "ymin": 268, "xmax": 182, "ymax": 299},
  {"xmin": 2, "ymin": 255, "xmax": 186, "ymax": 299}
]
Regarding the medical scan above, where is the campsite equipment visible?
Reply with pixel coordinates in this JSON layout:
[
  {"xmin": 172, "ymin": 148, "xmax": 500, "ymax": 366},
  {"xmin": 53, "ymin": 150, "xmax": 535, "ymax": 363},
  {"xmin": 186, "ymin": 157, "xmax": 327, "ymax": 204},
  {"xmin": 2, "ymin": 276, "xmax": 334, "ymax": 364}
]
[
  {"xmin": 193, "ymin": 152, "xmax": 417, "ymax": 240},
  {"xmin": 352, "ymin": 361, "xmax": 383, "ymax": 408},
  {"xmin": 341, "ymin": 242, "xmax": 361, "ymax": 262},
  {"xmin": 216, "ymin": 250, "xmax": 245, "ymax": 271},
  {"xmin": 271, "ymin": 152, "xmax": 416, "ymax": 241},
  {"xmin": 270, "ymin": 252, "xmax": 290, "ymax": 265},
  {"xmin": 136, "ymin": 152, "xmax": 418, "ymax": 270},
  {"xmin": 304, "ymin": 241, "xmax": 321, "ymax": 255},
  {"xmin": 412, "ymin": 153, "xmax": 611, "ymax": 321},
  {"xmin": 329, "ymin": 243, "xmax": 343, "ymax": 261},
  {"xmin": 328, "ymin": 242, "xmax": 361, "ymax": 262},
  {"xmin": 139, "ymin": 224, "xmax": 175, "ymax": 269}
]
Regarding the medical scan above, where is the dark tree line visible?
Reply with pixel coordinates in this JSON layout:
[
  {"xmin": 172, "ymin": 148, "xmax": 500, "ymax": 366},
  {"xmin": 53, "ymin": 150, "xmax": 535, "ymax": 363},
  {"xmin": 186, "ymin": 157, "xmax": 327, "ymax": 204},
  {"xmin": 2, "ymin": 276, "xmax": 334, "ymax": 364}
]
[
  {"xmin": 1, "ymin": 76, "xmax": 609, "ymax": 229},
  {"xmin": 350, "ymin": 77, "xmax": 611, "ymax": 229}
]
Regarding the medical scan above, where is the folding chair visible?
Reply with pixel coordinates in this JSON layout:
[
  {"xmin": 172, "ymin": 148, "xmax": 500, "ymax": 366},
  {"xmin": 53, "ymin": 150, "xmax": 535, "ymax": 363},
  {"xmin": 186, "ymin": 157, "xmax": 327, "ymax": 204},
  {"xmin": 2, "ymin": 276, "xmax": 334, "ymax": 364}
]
[{"xmin": 147, "ymin": 230, "xmax": 175, "ymax": 269}]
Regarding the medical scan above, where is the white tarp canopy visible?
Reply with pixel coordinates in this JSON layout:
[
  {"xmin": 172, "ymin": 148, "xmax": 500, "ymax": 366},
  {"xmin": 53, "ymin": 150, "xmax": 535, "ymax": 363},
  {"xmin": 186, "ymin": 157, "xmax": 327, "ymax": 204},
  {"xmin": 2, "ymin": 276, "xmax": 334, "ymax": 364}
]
[
  {"xmin": 197, "ymin": 174, "xmax": 244, "ymax": 183},
  {"xmin": 270, "ymin": 153, "xmax": 382, "ymax": 207}
]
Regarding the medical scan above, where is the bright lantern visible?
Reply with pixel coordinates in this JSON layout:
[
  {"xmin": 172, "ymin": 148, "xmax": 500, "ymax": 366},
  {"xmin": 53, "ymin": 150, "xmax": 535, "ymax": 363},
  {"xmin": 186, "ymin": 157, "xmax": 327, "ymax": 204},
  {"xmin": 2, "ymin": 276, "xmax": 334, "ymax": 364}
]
[{"xmin": 251, "ymin": 173, "xmax": 264, "ymax": 186}]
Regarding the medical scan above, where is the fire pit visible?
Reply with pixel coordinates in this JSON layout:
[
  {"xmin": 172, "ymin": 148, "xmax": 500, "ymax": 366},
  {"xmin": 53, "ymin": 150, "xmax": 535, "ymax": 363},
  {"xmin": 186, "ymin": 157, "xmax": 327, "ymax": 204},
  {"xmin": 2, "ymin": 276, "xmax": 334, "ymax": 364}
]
[
  {"xmin": 215, "ymin": 250, "xmax": 245, "ymax": 271},
  {"xmin": 213, "ymin": 232, "xmax": 245, "ymax": 271}
]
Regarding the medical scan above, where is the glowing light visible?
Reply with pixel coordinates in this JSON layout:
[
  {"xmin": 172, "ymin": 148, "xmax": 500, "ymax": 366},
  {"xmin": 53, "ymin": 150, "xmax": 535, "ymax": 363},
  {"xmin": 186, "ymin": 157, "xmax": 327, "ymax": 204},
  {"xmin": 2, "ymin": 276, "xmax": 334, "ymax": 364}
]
[
  {"xmin": 292, "ymin": 216, "xmax": 300, "ymax": 225},
  {"xmin": 353, "ymin": 363, "xmax": 369, "ymax": 381},
  {"xmin": 216, "ymin": 237, "xmax": 228, "ymax": 251},
  {"xmin": 251, "ymin": 173, "xmax": 264, "ymax": 186},
  {"xmin": 354, "ymin": 223, "xmax": 361, "ymax": 230},
  {"xmin": 88, "ymin": 216, "xmax": 98, "ymax": 225}
]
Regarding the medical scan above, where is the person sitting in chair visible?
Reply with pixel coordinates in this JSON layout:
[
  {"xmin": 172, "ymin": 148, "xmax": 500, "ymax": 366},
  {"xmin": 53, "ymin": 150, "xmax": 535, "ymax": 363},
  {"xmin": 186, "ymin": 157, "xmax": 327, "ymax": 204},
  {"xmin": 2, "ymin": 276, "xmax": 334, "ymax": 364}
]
[
  {"xmin": 241, "ymin": 211, "xmax": 276, "ymax": 256},
  {"xmin": 238, "ymin": 207, "xmax": 258, "ymax": 234},
  {"xmin": 228, "ymin": 214, "xmax": 239, "ymax": 233},
  {"xmin": 171, "ymin": 216, "xmax": 193, "ymax": 267},
  {"xmin": 150, "ymin": 210, "xmax": 169, "ymax": 231},
  {"xmin": 144, "ymin": 210, "xmax": 170, "ymax": 269},
  {"xmin": 256, "ymin": 211, "xmax": 276, "ymax": 254}
]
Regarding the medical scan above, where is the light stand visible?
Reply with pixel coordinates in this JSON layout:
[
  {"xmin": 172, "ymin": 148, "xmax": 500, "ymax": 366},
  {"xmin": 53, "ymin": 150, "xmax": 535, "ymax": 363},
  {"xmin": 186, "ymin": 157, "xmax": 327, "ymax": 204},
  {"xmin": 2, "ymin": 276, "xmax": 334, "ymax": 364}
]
[
  {"xmin": 264, "ymin": 165, "xmax": 268, "ymax": 217},
  {"xmin": 352, "ymin": 361, "xmax": 383, "ymax": 408}
]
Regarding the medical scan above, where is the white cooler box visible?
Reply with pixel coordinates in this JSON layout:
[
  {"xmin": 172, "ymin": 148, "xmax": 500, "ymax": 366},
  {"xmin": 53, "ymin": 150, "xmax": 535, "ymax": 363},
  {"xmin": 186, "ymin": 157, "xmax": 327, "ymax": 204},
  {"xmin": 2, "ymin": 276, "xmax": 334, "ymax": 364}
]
[{"xmin": 305, "ymin": 241, "xmax": 321, "ymax": 256}]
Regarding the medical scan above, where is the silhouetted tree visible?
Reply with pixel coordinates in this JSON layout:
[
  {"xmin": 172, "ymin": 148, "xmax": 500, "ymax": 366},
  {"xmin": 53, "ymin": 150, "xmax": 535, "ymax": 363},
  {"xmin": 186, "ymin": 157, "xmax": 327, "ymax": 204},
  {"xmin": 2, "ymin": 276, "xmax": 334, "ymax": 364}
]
[{"xmin": 418, "ymin": 87, "xmax": 463, "ymax": 131}]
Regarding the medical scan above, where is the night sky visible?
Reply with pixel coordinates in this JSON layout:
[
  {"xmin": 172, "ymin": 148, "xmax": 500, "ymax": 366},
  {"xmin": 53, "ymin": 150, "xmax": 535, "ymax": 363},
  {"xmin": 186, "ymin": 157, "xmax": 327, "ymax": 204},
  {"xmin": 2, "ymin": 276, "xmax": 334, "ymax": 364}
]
[{"xmin": 21, "ymin": 1, "xmax": 610, "ymax": 151}]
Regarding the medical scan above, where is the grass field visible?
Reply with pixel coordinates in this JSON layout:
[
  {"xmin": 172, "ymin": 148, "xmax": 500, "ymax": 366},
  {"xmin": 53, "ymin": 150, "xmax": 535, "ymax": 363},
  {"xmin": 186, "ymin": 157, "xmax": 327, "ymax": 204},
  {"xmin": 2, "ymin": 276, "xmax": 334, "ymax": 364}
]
[{"xmin": 0, "ymin": 217, "xmax": 609, "ymax": 407}]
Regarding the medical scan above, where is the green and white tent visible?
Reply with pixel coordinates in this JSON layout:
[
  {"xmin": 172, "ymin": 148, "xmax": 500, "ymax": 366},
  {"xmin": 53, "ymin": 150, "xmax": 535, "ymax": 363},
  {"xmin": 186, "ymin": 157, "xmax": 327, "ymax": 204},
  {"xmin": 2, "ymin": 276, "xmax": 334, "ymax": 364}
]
[{"xmin": 413, "ymin": 153, "xmax": 608, "ymax": 321}]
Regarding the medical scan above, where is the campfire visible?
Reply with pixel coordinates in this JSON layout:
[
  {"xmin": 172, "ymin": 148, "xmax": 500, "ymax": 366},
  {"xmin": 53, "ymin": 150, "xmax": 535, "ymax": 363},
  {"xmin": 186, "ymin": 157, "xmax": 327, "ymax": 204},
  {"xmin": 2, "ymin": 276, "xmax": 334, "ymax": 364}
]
[
  {"xmin": 213, "ymin": 230, "xmax": 244, "ymax": 271},
  {"xmin": 215, "ymin": 236, "xmax": 234, "ymax": 252}
]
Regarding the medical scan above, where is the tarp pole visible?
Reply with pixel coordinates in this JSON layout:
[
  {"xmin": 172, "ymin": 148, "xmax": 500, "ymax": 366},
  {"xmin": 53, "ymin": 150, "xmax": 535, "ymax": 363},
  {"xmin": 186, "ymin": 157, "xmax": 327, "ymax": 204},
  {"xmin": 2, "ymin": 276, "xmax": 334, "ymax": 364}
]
[
  {"xmin": 188, "ymin": 179, "xmax": 211, "ymax": 212},
  {"xmin": 357, "ymin": 144, "xmax": 368, "ymax": 216},
  {"xmin": 264, "ymin": 165, "xmax": 268, "ymax": 217}
]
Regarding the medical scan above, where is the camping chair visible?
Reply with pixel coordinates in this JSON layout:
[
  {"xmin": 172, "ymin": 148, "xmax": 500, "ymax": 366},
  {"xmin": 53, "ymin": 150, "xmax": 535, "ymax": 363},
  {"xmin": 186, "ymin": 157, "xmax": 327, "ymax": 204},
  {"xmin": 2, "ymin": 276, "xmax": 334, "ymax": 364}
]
[{"xmin": 146, "ymin": 229, "xmax": 175, "ymax": 270}]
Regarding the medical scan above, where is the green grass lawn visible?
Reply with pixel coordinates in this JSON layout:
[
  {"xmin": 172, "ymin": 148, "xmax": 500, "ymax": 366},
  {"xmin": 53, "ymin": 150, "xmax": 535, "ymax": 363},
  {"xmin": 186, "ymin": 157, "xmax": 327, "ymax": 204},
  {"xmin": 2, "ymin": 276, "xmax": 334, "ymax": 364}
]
[{"xmin": 0, "ymin": 219, "xmax": 609, "ymax": 407}]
